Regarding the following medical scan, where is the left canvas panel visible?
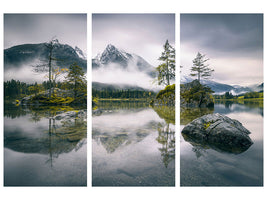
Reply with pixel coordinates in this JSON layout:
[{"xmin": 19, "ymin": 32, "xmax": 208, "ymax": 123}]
[{"xmin": 4, "ymin": 14, "xmax": 87, "ymax": 186}]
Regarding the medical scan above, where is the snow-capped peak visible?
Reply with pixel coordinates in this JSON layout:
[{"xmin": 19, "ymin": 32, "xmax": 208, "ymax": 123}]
[
  {"xmin": 75, "ymin": 46, "xmax": 86, "ymax": 59},
  {"xmin": 103, "ymin": 44, "xmax": 120, "ymax": 55},
  {"xmin": 106, "ymin": 44, "xmax": 116, "ymax": 51},
  {"xmin": 100, "ymin": 44, "xmax": 131, "ymax": 65},
  {"xmin": 92, "ymin": 44, "xmax": 156, "ymax": 77},
  {"xmin": 52, "ymin": 39, "xmax": 59, "ymax": 44}
]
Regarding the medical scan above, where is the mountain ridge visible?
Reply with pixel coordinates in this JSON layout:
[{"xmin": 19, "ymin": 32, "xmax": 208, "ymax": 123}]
[
  {"xmin": 4, "ymin": 41, "xmax": 87, "ymax": 71},
  {"xmin": 181, "ymin": 76, "xmax": 263, "ymax": 95}
]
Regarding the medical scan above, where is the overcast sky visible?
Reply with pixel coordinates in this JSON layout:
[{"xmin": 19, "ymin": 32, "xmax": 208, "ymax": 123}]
[
  {"xmin": 92, "ymin": 14, "xmax": 175, "ymax": 66},
  {"xmin": 180, "ymin": 14, "xmax": 263, "ymax": 86},
  {"xmin": 4, "ymin": 14, "xmax": 87, "ymax": 52}
]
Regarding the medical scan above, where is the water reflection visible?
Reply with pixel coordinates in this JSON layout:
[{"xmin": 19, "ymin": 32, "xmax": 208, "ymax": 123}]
[
  {"xmin": 181, "ymin": 101, "xmax": 262, "ymax": 155},
  {"xmin": 182, "ymin": 132, "xmax": 252, "ymax": 156},
  {"xmin": 180, "ymin": 101, "xmax": 263, "ymax": 186},
  {"xmin": 156, "ymin": 123, "xmax": 175, "ymax": 168},
  {"xmin": 92, "ymin": 101, "xmax": 175, "ymax": 186},
  {"xmin": 95, "ymin": 100, "xmax": 150, "ymax": 111},
  {"xmin": 153, "ymin": 106, "xmax": 175, "ymax": 168},
  {"xmin": 180, "ymin": 107, "xmax": 214, "ymax": 125},
  {"xmin": 5, "ymin": 105, "xmax": 87, "ymax": 170},
  {"xmin": 215, "ymin": 100, "xmax": 263, "ymax": 116}
]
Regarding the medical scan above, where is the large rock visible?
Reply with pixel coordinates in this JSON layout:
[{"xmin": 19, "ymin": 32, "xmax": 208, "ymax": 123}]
[{"xmin": 182, "ymin": 113, "xmax": 253, "ymax": 153}]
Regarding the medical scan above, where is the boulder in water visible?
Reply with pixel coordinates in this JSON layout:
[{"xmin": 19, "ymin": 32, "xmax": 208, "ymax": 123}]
[{"xmin": 182, "ymin": 113, "xmax": 253, "ymax": 153}]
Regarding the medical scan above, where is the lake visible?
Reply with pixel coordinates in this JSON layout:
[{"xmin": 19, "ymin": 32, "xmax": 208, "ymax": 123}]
[
  {"xmin": 92, "ymin": 101, "xmax": 175, "ymax": 186},
  {"xmin": 4, "ymin": 104, "xmax": 87, "ymax": 186},
  {"xmin": 180, "ymin": 101, "xmax": 263, "ymax": 186}
]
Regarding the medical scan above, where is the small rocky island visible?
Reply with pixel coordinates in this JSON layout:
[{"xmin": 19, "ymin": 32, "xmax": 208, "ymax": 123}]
[
  {"xmin": 151, "ymin": 84, "xmax": 175, "ymax": 106},
  {"xmin": 182, "ymin": 113, "xmax": 253, "ymax": 153},
  {"xmin": 180, "ymin": 80, "xmax": 214, "ymax": 108}
]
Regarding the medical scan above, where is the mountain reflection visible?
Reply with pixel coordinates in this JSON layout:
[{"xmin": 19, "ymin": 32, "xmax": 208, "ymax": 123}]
[
  {"xmin": 92, "ymin": 102, "xmax": 175, "ymax": 168},
  {"xmin": 214, "ymin": 100, "xmax": 263, "ymax": 116},
  {"xmin": 92, "ymin": 115, "xmax": 157, "ymax": 154}
]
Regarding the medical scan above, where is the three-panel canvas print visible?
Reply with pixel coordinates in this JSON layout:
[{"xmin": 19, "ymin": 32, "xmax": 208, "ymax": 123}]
[{"xmin": 3, "ymin": 13, "xmax": 263, "ymax": 187}]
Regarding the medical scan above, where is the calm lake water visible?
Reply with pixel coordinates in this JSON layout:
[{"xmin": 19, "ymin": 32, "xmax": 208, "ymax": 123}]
[
  {"xmin": 92, "ymin": 101, "xmax": 175, "ymax": 186},
  {"xmin": 180, "ymin": 101, "xmax": 263, "ymax": 186},
  {"xmin": 4, "ymin": 104, "xmax": 87, "ymax": 186}
]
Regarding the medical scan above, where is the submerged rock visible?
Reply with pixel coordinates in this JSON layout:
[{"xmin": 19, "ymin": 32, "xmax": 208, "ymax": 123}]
[
  {"xmin": 181, "ymin": 113, "xmax": 253, "ymax": 153},
  {"xmin": 55, "ymin": 110, "xmax": 87, "ymax": 120},
  {"xmin": 92, "ymin": 108, "xmax": 102, "ymax": 116}
]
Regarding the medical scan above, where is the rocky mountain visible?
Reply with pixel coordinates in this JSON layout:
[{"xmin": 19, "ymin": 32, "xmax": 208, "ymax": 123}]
[
  {"xmin": 4, "ymin": 40, "xmax": 87, "ymax": 71},
  {"xmin": 181, "ymin": 76, "xmax": 263, "ymax": 95},
  {"xmin": 249, "ymin": 83, "xmax": 264, "ymax": 92},
  {"xmin": 92, "ymin": 44, "xmax": 156, "ymax": 77},
  {"xmin": 75, "ymin": 46, "xmax": 87, "ymax": 60}
]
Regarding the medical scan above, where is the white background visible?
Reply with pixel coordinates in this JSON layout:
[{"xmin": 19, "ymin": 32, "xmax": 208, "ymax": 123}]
[{"xmin": 0, "ymin": 0, "xmax": 266, "ymax": 199}]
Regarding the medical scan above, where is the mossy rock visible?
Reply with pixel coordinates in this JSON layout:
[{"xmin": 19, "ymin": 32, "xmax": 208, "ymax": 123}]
[
  {"xmin": 154, "ymin": 84, "xmax": 175, "ymax": 106},
  {"xmin": 182, "ymin": 113, "xmax": 253, "ymax": 154}
]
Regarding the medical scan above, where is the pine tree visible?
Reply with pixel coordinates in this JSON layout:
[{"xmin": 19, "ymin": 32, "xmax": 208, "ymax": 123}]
[
  {"xmin": 156, "ymin": 40, "xmax": 175, "ymax": 86},
  {"xmin": 65, "ymin": 63, "xmax": 86, "ymax": 100},
  {"xmin": 190, "ymin": 52, "xmax": 214, "ymax": 81}
]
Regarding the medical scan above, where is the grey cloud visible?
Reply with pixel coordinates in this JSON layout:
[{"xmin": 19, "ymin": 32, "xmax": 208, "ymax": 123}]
[
  {"xmin": 4, "ymin": 14, "xmax": 87, "ymax": 52},
  {"xmin": 93, "ymin": 14, "xmax": 175, "ymax": 43},
  {"xmin": 180, "ymin": 14, "xmax": 263, "ymax": 86},
  {"xmin": 181, "ymin": 14, "xmax": 263, "ymax": 58},
  {"xmin": 92, "ymin": 14, "xmax": 175, "ymax": 66}
]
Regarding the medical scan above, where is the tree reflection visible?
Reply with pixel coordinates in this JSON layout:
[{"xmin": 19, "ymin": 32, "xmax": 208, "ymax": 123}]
[
  {"xmin": 4, "ymin": 105, "xmax": 87, "ymax": 168},
  {"xmin": 153, "ymin": 106, "xmax": 175, "ymax": 168},
  {"xmin": 156, "ymin": 123, "xmax": 175, "ymax": 168},
  {"xmin": 95, "ymin": 100, "xmax": 149, "ymax": 112},
  {"xmin": 46, "ymin": 118, "xmax": 55, "ymax": 167},
  {"xmin": 4, "ymin": 103, "xmax": 28, "ymax": 119},
  {"xmin": 180, "ymin": 107, "xmax": 214, "ymax": 125}
]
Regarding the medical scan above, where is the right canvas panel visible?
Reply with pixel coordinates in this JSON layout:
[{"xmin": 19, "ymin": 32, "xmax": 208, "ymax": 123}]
[{"xmin": 180, "ymin": 14, "xmax": 263, "ymax": 186}]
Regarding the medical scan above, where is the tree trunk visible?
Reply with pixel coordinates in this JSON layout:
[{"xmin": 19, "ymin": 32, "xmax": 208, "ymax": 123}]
[
  {"xmin": 166, "ymin": 59, "xmax": 170, "ymax": 85},
  {"xmin": 48, "ymin": 46, "xmax": 52, "ymax": 98}
]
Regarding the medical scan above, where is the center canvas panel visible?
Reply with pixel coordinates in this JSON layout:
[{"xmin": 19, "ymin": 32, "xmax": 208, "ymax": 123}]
[{"xmin": 92, "ymin": 13, "xmax": 175, "ymax": 186}]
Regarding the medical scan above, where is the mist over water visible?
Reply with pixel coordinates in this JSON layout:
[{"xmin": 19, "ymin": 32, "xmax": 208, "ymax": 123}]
[
  {"xmin": 92, "ymin": 64, "xmax": 163, "ymax": 91},
  {"xmin": 4, "ymin": 62, "xmax": 87, "ymax": 84},
  {"xmin": 5, "ymin": 64, "xmax": 46, "ymax": 83}
]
